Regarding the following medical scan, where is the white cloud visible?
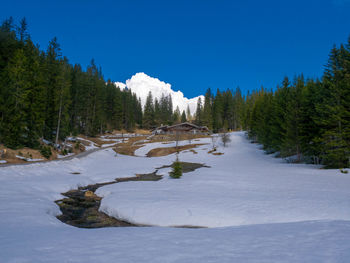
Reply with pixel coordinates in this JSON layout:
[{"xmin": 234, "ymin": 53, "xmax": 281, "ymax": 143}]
[
  {"xmin": 115, "ymin": 82, "xmax": 126, "ymax": 90},
  {"xmin": 116, "ymin": 72, "xmax": 203, "ymax": 115}
]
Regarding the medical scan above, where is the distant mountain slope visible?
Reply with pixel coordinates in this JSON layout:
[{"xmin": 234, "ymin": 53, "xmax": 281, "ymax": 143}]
[{"xmin": 115, "ymin": 73, "xmax": 203, "ymax": 114}]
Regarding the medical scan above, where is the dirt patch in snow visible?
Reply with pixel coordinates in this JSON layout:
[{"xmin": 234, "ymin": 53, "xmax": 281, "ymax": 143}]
[
  {"xmin": 146, "ymin": 144, "xmax": 206, "ymax": 157},
  {"xmin": 208, "ymin": 149, "xmax": 224, "ymax": 155},
  {"xmin": 0, "ymin": 146, "xmax": 48, "ymax": 164},
  {"xmin": 112, "ymin": 136, "xmax": 148, "ymax": 156},
  {"xmin": 114, "ymin": 145, "xmax": 145, "ymax": 156}
]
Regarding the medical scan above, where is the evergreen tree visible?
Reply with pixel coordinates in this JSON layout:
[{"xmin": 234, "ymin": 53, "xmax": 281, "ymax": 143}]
[
  {"xmin": 173, "ymin": 106, "xmax": 181, "ymax": 124},
  {"xmin": 1, "ymin": 48, "xmax": 29, "ymax": 148},
  {"xmin": 212, "ymin": 89, "xmax": 224, "ymax": 132},
  {"xmin": 232, "ymin": 87, "xmax": 243, "ymax": 130},
  {"xmin": 195, "ymin": 97, "xmax": 203, "ymax": 126},
  {"xmin": 17, "ymin": 17, "xmax": 28, "ymax": 43},
  {"xmin": 181, "ymin": 110, "xmax": 187, "ymax": 123},
  {"xmin": 317, "ymin": 45, "xmax": 350, "ymax": 167},
  {"xmin": 186, "ymin": 105, "xmax": 191, "ymax": 121},
  {"xmin": 154, "ymin": 98, "xmax": 161, "ymax": 125},
  {"xmin": 54, "ymin": 59, "xmax": 71, "ymax": 144},
  {"xmin": 202, "ymin": 88, "xmax": 213, "ymax": 129},
  {"xmin": 282, "ymin": 75, "xmax": 304, "ymax": 160},
  {"xmin": 143, "ymin": 91, "xmax": 155, "ymax": 129}
]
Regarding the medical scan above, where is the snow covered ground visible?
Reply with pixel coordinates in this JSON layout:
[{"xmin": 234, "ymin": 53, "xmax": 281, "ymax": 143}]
[
  {"xmin": 101, "ymin": 134, "xmax": 350, "ymax": 227},
  {"xmin": 1, "ymin": 132, "xmax": 350, "ymax": 262}
]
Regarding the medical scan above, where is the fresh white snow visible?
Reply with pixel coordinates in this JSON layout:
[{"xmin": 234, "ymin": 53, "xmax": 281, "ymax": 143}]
[
  {"xmin": 99, "ymin": 133, "xmax": 350, "ymax": 227},
  {"xmin": 116, "ymin": 72, "xmax": 204, "ymax": 114},
  {"xmin": 1, "ymin": 132, "xmax": 350, "ymax": 262}
]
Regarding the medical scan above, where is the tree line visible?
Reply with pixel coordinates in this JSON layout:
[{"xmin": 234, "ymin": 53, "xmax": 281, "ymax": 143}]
[
  {"xmin": 191, "ymin": 37, "xmax": 349, "ymax": 168},
  {"xmin": 142, "ymin": 91, "xmax": 186, "ymax": 129},
  {"xmin": 194, "ymin": 87, "xmax": 244, "ymax": 132},
  {"xmin": 241, "ymin": 39, "xmax": 349, "ymax": 168},
  {"xmin": 0, "ymin": 17, "xmax": 142, "ymax": 149}
]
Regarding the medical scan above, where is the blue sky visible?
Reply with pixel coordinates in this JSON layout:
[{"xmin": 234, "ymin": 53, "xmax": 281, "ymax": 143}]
[{"xmin": 2, "ymin": 0, "xmax": 350, "ymax": 97}]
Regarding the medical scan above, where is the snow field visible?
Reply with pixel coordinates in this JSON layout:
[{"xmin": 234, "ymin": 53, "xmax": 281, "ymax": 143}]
[
  {"xmin": 1, "ymin": 132, "xmax": 350, "ymax": 262},
  {"xmin": 98, "ymin": 133, "xmax": 350, "ymax": 227}
]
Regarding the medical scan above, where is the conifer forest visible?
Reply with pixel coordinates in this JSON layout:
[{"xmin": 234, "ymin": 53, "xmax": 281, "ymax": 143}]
[{"xmin": 0, "ymin": 18, "xmax": 349, "ymax": 168}]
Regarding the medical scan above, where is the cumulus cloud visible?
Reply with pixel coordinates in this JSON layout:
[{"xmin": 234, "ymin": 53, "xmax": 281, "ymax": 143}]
[
  {"xmin": 115, "ymin": 82, "xmax": 126, "ymax": 90},
  {"xmin": 116, "ymin": 72, "xmax": 203, "ymax": 115}
]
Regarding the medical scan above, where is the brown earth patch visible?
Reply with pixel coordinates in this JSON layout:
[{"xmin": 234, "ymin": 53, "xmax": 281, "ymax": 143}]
[
  {"xmin": 146, "ymin": 144, "xmax": 206, "ymax": 157},
  {"xmin": 208, "ymin": 149, "xmax": 224, "ymax": 155},
  {"xmin": 134, "ymin": 129, "xmax": 152, "ymax": 135},
  {"xmin": 114, "ymin": 145, "xmax": 144, "ymax": 156},
  {"xmin": 0, "ymin": 145, "xmax": 55, "ymax": 164},
  {"xmin": 113, "ymin": 136, "xmax": 148, "ymax": 156}
]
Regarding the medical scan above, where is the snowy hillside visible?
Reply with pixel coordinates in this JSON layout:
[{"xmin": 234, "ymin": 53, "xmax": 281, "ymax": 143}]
[
  {"xmin": 1, "ymin": 132, "xmax": 350, "ymax": 262},
  {"xmin": 115, "ymin": 72, "xmax": 204, "ymax": 114}
]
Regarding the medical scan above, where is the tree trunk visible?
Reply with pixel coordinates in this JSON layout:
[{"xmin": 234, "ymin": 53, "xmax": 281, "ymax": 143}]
[{"xmin": 55, "ymin": 93, "xmax": 63, "ymax": 146}]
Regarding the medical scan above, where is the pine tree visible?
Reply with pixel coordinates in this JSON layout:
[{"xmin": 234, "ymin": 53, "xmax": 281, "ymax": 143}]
[
  {"xmin": 212, "ymin": 89, "xmax": 224, "ymax": 132},
  {"xmin": 167, "ymin": 94, "xmax": 173, "ymax": 124},
  {"xmin": 23, "ymin": 39, "xmax": 46, "ymax": 147},
  {"xmin": 202, "ymin": 88, "xmax": 213, "ymax": 129},
  {"xmin": 173, "ymin": 106, "xmax": 181, "ymax": 124},
  {"xmin": 17, "ymin": 17, "xmax": 28, "ymax": 43},
  {"xmin": 154, "ymin": 98, "xmax": 161, "ymax": 125},
  {"xmin": 195, "ymin": 97, "xmax": 203, "ymax": 126},
  {"xmin": 54, "ymin": 59, "xmax": 71, "ymax": 144},
  {"xmin": 43, "ymin": 37, "xmax": 62, "ymax": 140},
  {"xmin": 317, "ymin": 46, "xmax": 349, "ymax": 167},
  {"xmin": 143, "ymin": 91, "xmax": 155, "ymax": 129},
  {"xmin": 170, "ymin": 156, "xmax": 182, "ymax": 179},
  {"xmin": 186, "ymin": 105, "xmax": 191, "ymax": 121},
  {"xmin": 1, "ymin": 49, "xmax": 29, "ymax": 148},
  {"xmin": 181, "ymin": 110, "xmax": 187, "ymax": 123},
  {"xmin": 282, "ymin": 75, "xmax": 304, "ymax": 160},
  {"xmin": 232, "ymin": 87, "xmax": 243, "ymax": 130},
  {"xmin": 299, "ymin": 79, "xmax": 323, "ymax": 164}
]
